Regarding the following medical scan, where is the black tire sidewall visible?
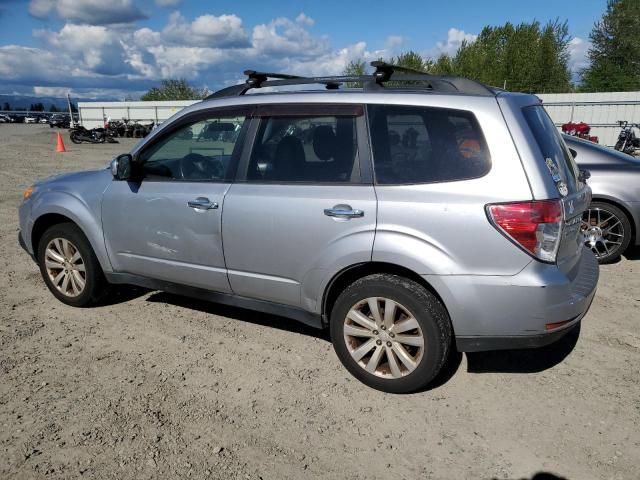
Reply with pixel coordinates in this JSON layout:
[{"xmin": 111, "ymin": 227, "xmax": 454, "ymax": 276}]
[
  {"xmin": 37, "ymin": 223, "xmax": 104, "ymax": 307},
  {"xmin": 330, "ymin": 274, "xmax": 451, "ymax": 394},
  {"xmin": 588, "ymin": 201, "xmax": 632, "ymax": 263}
]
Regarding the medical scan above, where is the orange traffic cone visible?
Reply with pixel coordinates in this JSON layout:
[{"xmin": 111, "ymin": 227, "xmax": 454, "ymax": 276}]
[{"xmin": 56, "ymin": 132, "xmax": 66, "ymax": 153}]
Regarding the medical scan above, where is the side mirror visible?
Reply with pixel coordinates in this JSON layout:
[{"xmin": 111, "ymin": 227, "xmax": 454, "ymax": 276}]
[
  {"xmin": 579, "ymin": 168, "xmax": 591, "ymax": 183},
  {"xmin": 569, "ymin": 148, "xmax": 577, "ymax": 159},
  {"xmin": 111, "ymin": 153, "xmax": 133, "ymax": 180}
]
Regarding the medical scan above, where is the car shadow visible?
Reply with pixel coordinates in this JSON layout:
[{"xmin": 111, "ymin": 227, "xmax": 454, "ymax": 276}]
[
  {"xmin": 145, "ymin": 291, "xmax": 330, "ymax": 341},
  {"xmin": 97, "ymin": 285, "xmax": 150, "ymax": 306},
  {"xmin": 623, "ymin": 245, "xmax": 640, "ymax": 261},
  {"xmin": 490, "ymin": 473, "xmax": 568, "ymax": 480},
  {"xmin": 465, "ymin": 324, "xmax": 580, "ymax": 374}
]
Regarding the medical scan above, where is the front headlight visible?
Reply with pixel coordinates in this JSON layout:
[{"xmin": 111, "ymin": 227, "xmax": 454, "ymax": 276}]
[{"xmin": 23, "ymin": 185, "xmax": 35, "ymax": 200}]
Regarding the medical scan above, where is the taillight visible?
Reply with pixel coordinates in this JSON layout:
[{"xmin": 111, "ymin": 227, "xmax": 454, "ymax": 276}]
[{"xmin": 487, "ymin": 200, "xmax": 563, "ymax": 263}]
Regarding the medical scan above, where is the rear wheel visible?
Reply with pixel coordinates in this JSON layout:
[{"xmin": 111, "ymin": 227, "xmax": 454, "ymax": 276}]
[
  {"xmin": 37, "ymin": 223, "xmax": 107, "ymax": 307},
  {"xmin": 581, "ymin": 201, "xmax": 632, "ymax": 263},
  {"xmin": 330, "ymin": 274, "xmax": 452, "ymax": 393}
]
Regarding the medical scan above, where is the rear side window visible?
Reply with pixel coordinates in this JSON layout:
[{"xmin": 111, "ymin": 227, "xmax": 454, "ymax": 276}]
[
  {"xmin": 522, "ymin": 105, "xmax": 579, "ymax": 194},
  {"xmin": 367, "ymin": 105, "xmax": 491, "ymax": 185},
  {"xmin": 247, "ymin": 115, "xmax": 360, "ymax": 183}
]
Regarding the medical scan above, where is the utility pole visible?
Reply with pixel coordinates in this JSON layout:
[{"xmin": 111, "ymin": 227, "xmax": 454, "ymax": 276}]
[{"xmin": 67, "ymin": 93, "xmax": 74, "ymax": 126}]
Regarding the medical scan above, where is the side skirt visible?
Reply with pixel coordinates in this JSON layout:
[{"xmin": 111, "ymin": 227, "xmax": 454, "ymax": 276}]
[{"xmin": 105, "ymin": 272, "xmax": 324, "ymax": 329}]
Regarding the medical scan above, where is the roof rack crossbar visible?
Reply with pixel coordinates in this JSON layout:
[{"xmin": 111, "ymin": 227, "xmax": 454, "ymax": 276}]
[{"xmin": 205, "ymin": 63, "xmax": 496, "ymax": 99}]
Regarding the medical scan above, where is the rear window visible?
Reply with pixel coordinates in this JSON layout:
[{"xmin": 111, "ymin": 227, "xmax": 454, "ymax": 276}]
[
  {"xmin": 367, "ymin": 105, "xmax": 491, "ymax": 185},
  {"xmin": 523, "ymin": 105, "xmax": 579, "ymax": 194}
]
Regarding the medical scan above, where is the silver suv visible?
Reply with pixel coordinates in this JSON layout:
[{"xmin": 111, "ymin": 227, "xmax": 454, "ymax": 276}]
[{"xmin": 18, "ymin": 64, "xmax": 599, "ymax": 393}]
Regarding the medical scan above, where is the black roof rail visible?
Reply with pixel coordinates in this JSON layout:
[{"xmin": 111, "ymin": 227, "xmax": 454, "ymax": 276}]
[{"xmin": 205, "ymin": 62, "xmax": 496, "ymax": 100}]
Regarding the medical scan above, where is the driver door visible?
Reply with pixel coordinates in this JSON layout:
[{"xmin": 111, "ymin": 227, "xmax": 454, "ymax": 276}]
[{"xmin": 101, "ymin": 108, "xmax": 250, "ymax": 293}]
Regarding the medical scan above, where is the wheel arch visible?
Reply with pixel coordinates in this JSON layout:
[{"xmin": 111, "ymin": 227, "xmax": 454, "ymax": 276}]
[
  {"xmin": 321, "ymin": 262, "xmax": 452, "ymax": 329},
  {"xmin": 29, "ymin": 205, "xmax": 112, "ymax": 273}
]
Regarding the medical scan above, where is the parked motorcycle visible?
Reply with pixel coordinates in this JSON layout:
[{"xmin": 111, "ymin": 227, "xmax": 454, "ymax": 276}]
[
  {"xmin": 69, "ymin": 125, "xmax": 118, "ymax": 144},
  {"xmin": 614, "ymin": 121, "xmax": 640, "ymax": 157},
  {"xmin": 561, "ymin": 121, "xmax": 599, "ymax": 143}
]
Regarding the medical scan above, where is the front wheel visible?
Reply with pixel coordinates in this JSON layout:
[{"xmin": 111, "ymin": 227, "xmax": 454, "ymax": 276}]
[
  {"xmin": 330, "ymin": 274, "xmax": 452, "ymax": 393},
  {"xmin": 69, "ymin": 132, "xmax": 82, "ymax": 144},
  {"xmin": 37, "ymin": 223, "xmax": 108, "ymax": 307},
  {"xmin": 582, "ymin": 201, "xmax": 632, "ymax": 263}
]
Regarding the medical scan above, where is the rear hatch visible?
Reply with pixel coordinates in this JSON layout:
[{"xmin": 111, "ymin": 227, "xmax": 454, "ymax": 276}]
[{"xmin": 522, "ymin": 105, "xmax": 591, "ymax": 274}]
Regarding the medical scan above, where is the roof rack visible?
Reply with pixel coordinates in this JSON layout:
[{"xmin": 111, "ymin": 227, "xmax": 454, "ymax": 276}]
[{"xmin": 204, "ymin": 62, "xmax": 496, "ymax": 100}]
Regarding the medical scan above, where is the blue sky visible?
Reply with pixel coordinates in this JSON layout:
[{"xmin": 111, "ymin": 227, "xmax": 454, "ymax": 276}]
[{"xmin": 0, "ymin": 0, "xmax": 607, "ymax": 99}]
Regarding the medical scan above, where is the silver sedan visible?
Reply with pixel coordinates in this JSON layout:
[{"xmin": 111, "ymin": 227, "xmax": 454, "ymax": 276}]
[{"xmin": 564, "ymin": 134, "xmax": 640, "ymax": 263}]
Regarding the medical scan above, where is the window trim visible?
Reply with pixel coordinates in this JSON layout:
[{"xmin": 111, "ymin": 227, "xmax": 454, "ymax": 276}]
[
  {"xmin": 133, "ymin": 105, "xmax": 255, "ymax": 183},
  {"xmin": 365, "ymin": 104, "xmax": 492, "ymax": 186},
  {"xmin": 234, "ymin": 105, "xmax": 373, "ymax": 185}
]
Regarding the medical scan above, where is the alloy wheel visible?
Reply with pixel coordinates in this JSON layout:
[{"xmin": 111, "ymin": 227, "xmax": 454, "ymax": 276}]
[
  {"xmin": 343, "ymin": 297, "xmax": 424, "ymax": 379},
  {"xmin": 44, "ymin": 238, "xmax": 86, "ymax": 297},
  {"xmin": 581, "ymin": 207, "xmax": 625, "ymax": 259}
]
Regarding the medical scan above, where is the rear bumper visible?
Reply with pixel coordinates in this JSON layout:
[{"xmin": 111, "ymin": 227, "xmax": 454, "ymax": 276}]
[{"xmin": 424, "ymin": 248, "xmax": 599, "ymax": 352}]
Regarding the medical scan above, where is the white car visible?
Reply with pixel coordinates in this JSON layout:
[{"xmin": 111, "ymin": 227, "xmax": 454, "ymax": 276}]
[
  {"xmin": 24, "ymin": 116, "xmax": 37, "ymax": 124},
  {"xmin": 39, "ymin": 117, "xmax": 49, "ymax": 124}
]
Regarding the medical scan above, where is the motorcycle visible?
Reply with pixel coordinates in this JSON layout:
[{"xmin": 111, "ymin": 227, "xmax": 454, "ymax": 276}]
[
  {"xmin": 69, "ymin": 125, "xmax": 118, "ymax": 144},
  {"xmin": 561, "ymin": 121, "xmax": 599, "ymax": 143},
  {"xmin": 614, "ymin": 121, "xmax": 640, "ymax": 157}
]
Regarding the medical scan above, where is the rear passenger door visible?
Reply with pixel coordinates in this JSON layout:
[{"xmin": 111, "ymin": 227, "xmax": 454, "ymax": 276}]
[{"xmin": 222, "ymin": 104, "xmax": 376, "ymax": 311}]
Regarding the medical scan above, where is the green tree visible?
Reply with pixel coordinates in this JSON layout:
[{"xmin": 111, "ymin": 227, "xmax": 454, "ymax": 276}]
[
  {"xmin": 29, "ymin": 103, "xmax": 45, "ymax": 112},
  {"xmin": 141, "ymin": 79, "xmax": 208, "ymax": 101},
  {"xmin": 392, "ymin": 50, "xmax": 431, "ymax": 72},
  {"xmin": 2, "ymin": 102, "xmax": 11, "ymax": 111},
  {"xmin": 428, "ymin": 20, "xmax": 572, "ymax": 93},
  {"xmin": 49, "ymin": 105, "xmax": 59, "ymax": 112},
  {"xmin": 581, "ymin": 0, "xmax": 640, "ymax": 92},
  {"xmin": 342, "ymin": 59, "xmax": 367, "ymax": 76}
]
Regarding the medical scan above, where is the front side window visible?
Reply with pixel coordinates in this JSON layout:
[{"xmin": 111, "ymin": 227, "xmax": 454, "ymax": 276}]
[
  {"xmin": 138, "ymin": 115, "xmax": 247, "ymax": 181},
  {"xmin": 367, "ymin": 105, "xmax": 491, "ymax": 184},
  {"xmin": 247, "ymin": 115, "xmax": 360, "ymax": 183}
]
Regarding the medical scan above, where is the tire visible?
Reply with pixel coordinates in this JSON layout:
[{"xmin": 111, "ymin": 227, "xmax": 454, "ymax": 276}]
[
  {"xmin": 36, "ymin": 223, "xmax": 108, "ymax": 307},
  {"xmin": 69, "ymin": 132, "xmax": 82, "ymax": 144},
  {"xmin": 582, "ymin": 201, "xmax": 632, "ymax": 264},
  {"xmin": 330, "ymin": 274, "xmax": 452, "ymax": 393}
]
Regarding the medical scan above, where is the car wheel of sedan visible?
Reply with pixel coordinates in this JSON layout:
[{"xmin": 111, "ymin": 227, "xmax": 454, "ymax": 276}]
[
  {"xmin": 330, "ymin": 274, "xmax": 452, "ymax": 394},
  {"xmin": 37, "ymin": 223, "xmax": 107, "ymax": 307},
  {"xmin": 581, "ymin": 201, "xmax": 632, "ymax": 264}
]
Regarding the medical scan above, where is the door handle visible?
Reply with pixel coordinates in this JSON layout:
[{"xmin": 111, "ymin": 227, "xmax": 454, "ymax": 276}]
[
  {"xmin": 188, "ymin": 197, "xmax": 219, "ymax": 210},
  {"xmin": 324, "ymin": 204, "xmax": 364, "ymax": 219}
]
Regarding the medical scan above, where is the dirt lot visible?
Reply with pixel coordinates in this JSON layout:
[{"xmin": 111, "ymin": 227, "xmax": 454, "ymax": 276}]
[{"xmin": 1, "ymin": 124, "xmax": 639, "ymax": 480}]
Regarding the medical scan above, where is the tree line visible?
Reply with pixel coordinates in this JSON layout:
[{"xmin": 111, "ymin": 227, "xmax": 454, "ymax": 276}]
[
  {"xmin": 343, "ymin": 0, "xmax": 639, "ymax": 93},
  {"xmin": 1, "ymin": 102, "xmax": 72, "ymax": 112}
]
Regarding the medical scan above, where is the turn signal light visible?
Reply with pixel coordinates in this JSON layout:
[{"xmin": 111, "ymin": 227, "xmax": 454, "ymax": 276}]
[{"xmin": 23, "ymin": 185, "xmax": 34, "ymax": 200}]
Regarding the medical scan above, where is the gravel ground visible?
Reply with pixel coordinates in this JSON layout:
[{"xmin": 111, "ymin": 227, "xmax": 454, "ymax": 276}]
[{"xmin": 1, "ymin": 124, "xmax": 639, "ymax": 480}]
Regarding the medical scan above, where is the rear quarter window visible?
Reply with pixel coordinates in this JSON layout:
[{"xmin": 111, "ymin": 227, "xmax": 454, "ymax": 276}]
[
  {"xmin": 523, "ymin": 105, "xmax": 580, "ymax": 194},
  {"xmin": 367, "ymin": 105, "xmax": 491, "ymax": 185}
]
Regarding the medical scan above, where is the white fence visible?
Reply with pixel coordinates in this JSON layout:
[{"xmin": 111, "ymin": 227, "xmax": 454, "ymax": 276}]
[
  {"xmin": 77, "ymin": 100, "xmax": 198, "ymax": 129},
  {"xmin": 537, "ymin": 91, "xmax": 640, "ymax": 146},
  {"xmin": 79, "ymin": 91, "xmax": 640, "ymax": 146}
]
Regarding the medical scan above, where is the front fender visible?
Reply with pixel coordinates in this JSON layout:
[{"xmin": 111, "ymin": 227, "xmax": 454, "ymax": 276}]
[{"xmin": 28, "ymin": 191, "xmax": 113, "ymax": 273}]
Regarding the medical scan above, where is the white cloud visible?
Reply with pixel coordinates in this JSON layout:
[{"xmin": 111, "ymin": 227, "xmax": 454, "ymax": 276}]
[
  {"xmin": 428, "ymin": 27, "xmax": 477, "ymax": 58},
  {"xmin": 155, "ymin": 0, "xmax": 182, "ymax": 7},
  {"xmin": 29, "ymin": 0, "xmax": 147, "ymax": 25},
  {"xmin": 162, "ymin": 12, "xmax": 250, "ymax": 48},
  {"xmin": 568, "ymin": 37, "xmax": 590, "ymax": 80},
  {"xmin": 295, "ymin": 13, "xmax": 314, "ymax": 27},
  {"xmin": 252, "ymin": 17, "xmax": 329, "ymax": 57},
  {"xmin": 0, "ymin": 10, "xmax": 415, "ymax": 99}
]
